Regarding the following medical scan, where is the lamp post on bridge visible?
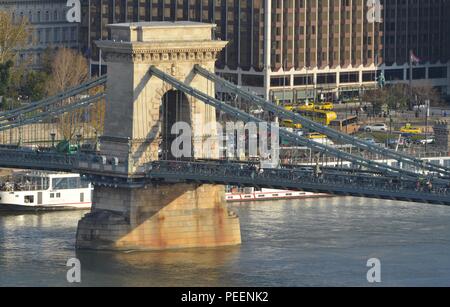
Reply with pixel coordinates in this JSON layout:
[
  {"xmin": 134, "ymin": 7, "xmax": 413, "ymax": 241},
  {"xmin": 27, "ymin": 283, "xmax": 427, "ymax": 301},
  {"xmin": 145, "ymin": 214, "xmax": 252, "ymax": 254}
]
[
  {"xmin": 76, "ymin": 134, "xmax": 82, "ymax": 152},
  {"xmin": 50, "ymin": 133, "xmax": 56, "ymax": 149}
]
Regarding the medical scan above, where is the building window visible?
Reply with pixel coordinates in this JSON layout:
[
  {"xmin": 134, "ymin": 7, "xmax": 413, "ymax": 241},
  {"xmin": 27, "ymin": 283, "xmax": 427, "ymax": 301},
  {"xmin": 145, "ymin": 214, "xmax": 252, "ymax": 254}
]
[
  {"xmin": 429, "ymin": 67, "xmax": 447, "ymax": 79},
  {"xmin": 362, "ymin": 71, "xmax": 377, "ymax": 82},
  {"xmin": 54, "ymin": 28, "xmax": 59, "ymax": 42},
  {"xmin": 340, "ymin": 72, "xmax": 359, "ymax": 83},
  {"xmin": 384, "ymin": 69, "xmax": 404, "ymax": 81},
  {"xmin": 270, "ymin": 76, "xmax": 290, "ymax": 87},
  {"xmin": 406, "ymin": 68, "xmax": 426, "ymax": 80},
  {"xmin": 71, "ymin": 27, "xmax": 76, "ymax": 42},
  {"xmin": 293, "ymin": 75, "xmax": 313, "ymax": 86},
  {"xmin": 242, "ymin": 75, "xmax": 264, "ymax": 87},
  {"xmin": 317, "ymin": 73, "xmax": 336, "ymax": 85}
]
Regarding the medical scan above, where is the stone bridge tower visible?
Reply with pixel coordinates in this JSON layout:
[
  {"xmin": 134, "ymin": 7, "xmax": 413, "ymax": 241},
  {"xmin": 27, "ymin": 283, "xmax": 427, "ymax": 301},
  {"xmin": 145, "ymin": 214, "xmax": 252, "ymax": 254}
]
[{"xmin": 76, "ymin": 22, "xmax": 241, "ymax": 251}]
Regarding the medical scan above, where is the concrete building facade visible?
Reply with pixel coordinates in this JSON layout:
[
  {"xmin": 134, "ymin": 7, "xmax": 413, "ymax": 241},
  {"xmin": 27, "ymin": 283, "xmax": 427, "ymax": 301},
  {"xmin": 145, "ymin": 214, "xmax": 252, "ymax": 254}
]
[
  {"xmin": 0, "ymin": 0, "xmax": 79, "ymax": 68},
  {"xmin": 80, "ymin": 0, "xmax": 450, "ymax": 101}
]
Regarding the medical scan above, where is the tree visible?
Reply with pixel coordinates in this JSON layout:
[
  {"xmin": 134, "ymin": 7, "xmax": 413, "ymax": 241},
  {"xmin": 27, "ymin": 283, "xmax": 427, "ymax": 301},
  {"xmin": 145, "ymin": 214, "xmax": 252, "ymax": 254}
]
[
  {"xmin": 44, "ymin": 48, "xmax": 89, "ymax": 141},
  {"xmin": 384, "ymin": 84, "xmax": 409, "ymax": 111},
  {"xmin": 19, "ymin": 70, "xmax": 49, "ymax": 101},
  {"xmin": 47, "ymin": 48, "xmax": 89, "ymax": 96},
  {"xmin": 0, "ymin": 60, "xmax": 13, "ymax": 97},
  {"xmin": 362, "ymin": 84, "xmax": 417, "ymax": 115},
  {"xmin": 88, "ymin": 85, "xmax": 106, "ymax": 135},
  {"xmin": 0, "ymin": 10, "xmax": 30, "ymax": 63},
  {"xmin": 59, "ymin": 109, "xmax": 84, "ymax": 141},
  {"xmin": 411, "ymin": 83, "xmax": 443, "ymax": 107}
]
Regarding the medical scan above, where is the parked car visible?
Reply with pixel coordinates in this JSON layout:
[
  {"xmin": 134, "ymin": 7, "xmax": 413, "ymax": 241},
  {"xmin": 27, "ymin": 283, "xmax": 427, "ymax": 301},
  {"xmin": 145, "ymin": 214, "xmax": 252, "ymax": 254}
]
[
  {"xmin": 362, "ymin": 123, "xmax": 388, "ymax": 132},
  {"xmin": 387, "ymin": 137, "xmax": 412, "ymax": 149},
  {"xmin": 362, "ymin": 137, "xmax": 376, "ymax": 144},
  {"xmin": 414, "ymin": 137, "xmax": 435, "ymax": 145}
]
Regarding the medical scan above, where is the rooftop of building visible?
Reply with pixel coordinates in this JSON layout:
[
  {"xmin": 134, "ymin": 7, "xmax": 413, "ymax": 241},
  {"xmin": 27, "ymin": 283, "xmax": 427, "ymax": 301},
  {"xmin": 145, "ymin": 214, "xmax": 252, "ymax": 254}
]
[{"xmin": 108, "ymin": 21, "xmax": 216, "ymax": 29}]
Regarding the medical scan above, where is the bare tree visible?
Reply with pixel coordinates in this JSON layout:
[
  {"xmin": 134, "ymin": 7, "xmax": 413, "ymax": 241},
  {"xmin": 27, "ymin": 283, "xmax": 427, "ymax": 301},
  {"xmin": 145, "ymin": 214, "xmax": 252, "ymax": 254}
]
[
  {"xmin": 88, "ymin": 85, "xmax": 106, "ymax": 135},
  {"xmin": 411, "ymin": 82, "xmax": 443, "ymax": 107},
  {"xmin": 0, "ymin": 10, "xmax": 30, "ymax": 64},
  {"xmin": 58, "ymin": 109, "xmax": 84, "ymax": 141},
  {"xmin": 47, "ymin": 47, "xmax": 89, "ymax": 96},
  {"xmin": 46, "ymin": 48, "xmax": 89, "ymax": 141}
]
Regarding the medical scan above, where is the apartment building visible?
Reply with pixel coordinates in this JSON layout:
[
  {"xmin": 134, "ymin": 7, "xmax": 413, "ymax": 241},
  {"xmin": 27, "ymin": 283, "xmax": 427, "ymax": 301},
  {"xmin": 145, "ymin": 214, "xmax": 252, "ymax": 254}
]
[
  {"xmin": 0, "ymin": 0, "xmax": 79, "ymax": 68},
  {"xmin": 80, "ymin": 0, "xmax": 450, "ymax": 100}
]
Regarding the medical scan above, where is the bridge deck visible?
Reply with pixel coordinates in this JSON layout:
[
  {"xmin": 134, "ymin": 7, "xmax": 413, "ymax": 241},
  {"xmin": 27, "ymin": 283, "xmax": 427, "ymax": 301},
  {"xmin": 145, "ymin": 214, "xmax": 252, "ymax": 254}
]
[{"xmin": 1, "ymin": 149, "xmax": 447, "ymax": 206}]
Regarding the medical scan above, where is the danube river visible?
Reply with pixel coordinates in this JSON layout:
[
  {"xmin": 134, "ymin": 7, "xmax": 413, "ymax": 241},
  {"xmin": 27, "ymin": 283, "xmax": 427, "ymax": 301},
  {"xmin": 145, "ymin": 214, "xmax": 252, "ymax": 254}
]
[{"xmin": 1, "ymin": 197, "xmax": 449, "ymax": 286}]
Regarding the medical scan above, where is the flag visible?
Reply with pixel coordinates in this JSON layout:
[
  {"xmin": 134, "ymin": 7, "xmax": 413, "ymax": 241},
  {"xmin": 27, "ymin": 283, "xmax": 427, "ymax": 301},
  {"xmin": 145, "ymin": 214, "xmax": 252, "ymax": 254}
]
[{"xmin": 410, "ymin": 50, "xmax": 421, "ymax": 64}]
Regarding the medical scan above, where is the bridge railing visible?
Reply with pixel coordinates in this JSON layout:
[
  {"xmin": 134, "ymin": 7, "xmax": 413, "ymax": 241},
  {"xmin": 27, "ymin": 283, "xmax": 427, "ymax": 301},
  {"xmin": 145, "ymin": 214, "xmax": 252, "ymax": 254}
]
[
  {"xmin": 144, "ymin": 160, "xmax": 450, "ymax": 204},
  {"xmin": 0, "ymin": 148, "xmax": 74, "ymax": 171}
]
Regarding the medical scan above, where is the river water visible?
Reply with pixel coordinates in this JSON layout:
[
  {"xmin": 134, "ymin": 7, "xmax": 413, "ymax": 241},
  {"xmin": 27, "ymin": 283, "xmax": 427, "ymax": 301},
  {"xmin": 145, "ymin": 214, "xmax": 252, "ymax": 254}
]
[{"xmin": 0, "ymin": 196, "xmax": 449, "ymax": 287}]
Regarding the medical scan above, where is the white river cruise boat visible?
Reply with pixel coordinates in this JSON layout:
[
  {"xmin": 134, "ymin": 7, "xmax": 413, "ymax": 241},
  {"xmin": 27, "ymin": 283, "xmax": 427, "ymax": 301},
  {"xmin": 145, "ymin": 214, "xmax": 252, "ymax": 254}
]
[
  {"xmin": 0, "ymin": 171, "xmax": 92, "ymax": 211},
  {"xmin": 225, "ymin": 187, "xmax": 330, "ymax": 202}
]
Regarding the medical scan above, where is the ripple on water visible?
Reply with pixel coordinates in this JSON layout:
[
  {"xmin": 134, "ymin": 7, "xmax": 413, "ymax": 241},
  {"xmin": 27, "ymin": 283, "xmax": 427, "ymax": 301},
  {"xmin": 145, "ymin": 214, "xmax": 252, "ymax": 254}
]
[{"xmin": 0, "ymin": 198, "xmax": 449, "ymax": 286}]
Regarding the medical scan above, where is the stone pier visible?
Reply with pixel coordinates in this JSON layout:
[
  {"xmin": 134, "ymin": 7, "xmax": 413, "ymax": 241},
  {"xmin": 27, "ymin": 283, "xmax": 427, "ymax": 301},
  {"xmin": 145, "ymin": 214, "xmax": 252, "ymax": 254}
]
[
  {"xmin": 76, "ymin": 184, "xmax": 240, "ymax": 250},
  {"xmin": 76, "ymin": 22, "xmax": 241, "ymax": 250}
]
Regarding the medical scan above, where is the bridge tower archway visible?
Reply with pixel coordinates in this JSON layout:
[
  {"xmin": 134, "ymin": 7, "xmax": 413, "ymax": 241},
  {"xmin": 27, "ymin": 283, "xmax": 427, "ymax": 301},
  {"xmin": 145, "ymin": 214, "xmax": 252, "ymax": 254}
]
[{"xmin": 159, "ymin": 89, "xmax": 192, "ymax": 160}]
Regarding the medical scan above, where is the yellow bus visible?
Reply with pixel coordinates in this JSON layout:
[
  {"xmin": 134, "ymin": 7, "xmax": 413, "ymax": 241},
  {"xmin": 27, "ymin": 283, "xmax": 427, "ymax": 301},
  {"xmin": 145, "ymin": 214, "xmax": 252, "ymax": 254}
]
[
  {"xmin": 330, "ymin": 116, "xmax": 360, "ymax": 134},
  {"xmin": 297, "ymin": 109, "xmax": 337, "ymax": 126},
  {"xmin": 280, "ymin": 119, "xmax": 302, "ymax": 129},
  {"xmin": 297, "ymin": 104, "xmax": 315, "ymax": 111},
  {"xmin": 315, "ymin": 102, "xmax": 334, "ymax": 111}
]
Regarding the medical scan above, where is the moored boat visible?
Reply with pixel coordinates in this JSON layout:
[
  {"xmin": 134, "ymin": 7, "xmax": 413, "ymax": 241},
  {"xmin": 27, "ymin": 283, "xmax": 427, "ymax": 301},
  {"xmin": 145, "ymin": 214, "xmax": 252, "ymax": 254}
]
[{"xmin": 0, "ymin": 171, "xmax": 92, "ymax": 211}]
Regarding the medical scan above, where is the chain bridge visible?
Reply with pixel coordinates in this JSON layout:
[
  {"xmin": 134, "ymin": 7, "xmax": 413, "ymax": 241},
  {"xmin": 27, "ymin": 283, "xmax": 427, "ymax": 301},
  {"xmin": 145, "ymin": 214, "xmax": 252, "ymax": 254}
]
[{"xmin": 0, "ymin": 22, "xmax": 449, "ymax": 251}]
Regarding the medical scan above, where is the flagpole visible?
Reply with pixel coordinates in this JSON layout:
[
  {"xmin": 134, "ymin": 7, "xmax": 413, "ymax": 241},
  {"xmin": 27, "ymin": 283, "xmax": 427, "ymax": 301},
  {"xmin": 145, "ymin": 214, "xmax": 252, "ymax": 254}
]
[{"xmin": 409, "ymin": 49, "xmax": 414, "ymax": 110}]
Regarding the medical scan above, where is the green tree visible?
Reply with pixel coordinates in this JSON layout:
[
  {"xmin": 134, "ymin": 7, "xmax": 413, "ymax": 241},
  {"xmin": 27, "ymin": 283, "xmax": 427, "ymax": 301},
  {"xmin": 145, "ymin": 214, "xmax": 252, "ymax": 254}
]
[
  {"xmin": 384, "ymin": 84, "xmax": 409, "ymax": 111},
  {"xmin": 19, "ymin": 70, "xmax": 49, "ymax": 101},
  {"xmin": 0, "ymin": 60, "xmax": 13, "ymax": 97}
]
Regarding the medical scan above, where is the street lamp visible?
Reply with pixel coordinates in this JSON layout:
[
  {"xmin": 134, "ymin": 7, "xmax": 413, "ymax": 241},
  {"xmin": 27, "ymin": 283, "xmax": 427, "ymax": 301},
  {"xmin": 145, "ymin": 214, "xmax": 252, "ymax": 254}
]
[
  {"xmin": 305, "ymin": 66, "xmax": 311, "ymax": 105},
  {"xmin": 76, "ymin": 134, "xmax": 82, "ymax": 152},
  {"xmin": 94, "ymin": 130, "xmax": 99, "ymax": 152},
  {"xmin": 425, "ymin": 99, "xmax": 430, "ymax": 153},
  {"xmin": 50, "ymin": 133, "xmax": 56, "ymax": 149}
]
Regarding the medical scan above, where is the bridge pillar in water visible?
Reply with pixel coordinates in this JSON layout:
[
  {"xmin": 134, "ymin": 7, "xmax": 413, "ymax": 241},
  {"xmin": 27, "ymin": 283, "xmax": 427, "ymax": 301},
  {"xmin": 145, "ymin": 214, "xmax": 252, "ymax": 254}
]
[{"xmin": 76, "ymin": 22, "xmax": 241, "ymax": 250}]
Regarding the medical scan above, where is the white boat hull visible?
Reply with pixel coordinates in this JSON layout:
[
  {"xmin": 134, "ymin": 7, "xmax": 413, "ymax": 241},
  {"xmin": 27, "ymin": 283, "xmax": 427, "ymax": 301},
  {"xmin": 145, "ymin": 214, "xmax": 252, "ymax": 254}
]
[
  {"xmin": 0, "ymin": 202, "xmax": 91, "ymax": 211},
  {"xmin": 225, "ymin": 189, "xmax": 331, "ymax": 202}
]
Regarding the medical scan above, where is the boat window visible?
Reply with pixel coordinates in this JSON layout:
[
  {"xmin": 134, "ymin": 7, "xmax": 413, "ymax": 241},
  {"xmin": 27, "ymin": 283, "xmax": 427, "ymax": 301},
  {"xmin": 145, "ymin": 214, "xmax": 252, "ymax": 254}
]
[
  {"xmin": 52, "ymin": 177, "xmax": 87, "ymax": 190},
  {"xmin": 24, "ymin": 195, "xmax": 34, "ymax": 203},
  {"xmin": 50, "ymin": 193, "xmax": 54, "ymax": 198},
  {"xmin": 56, "ymin": 193, "xmax": 61, "ymax": 198},
  {"xmin": 12, "ymin": 175, "xmax": 49, "ymax": 191}
]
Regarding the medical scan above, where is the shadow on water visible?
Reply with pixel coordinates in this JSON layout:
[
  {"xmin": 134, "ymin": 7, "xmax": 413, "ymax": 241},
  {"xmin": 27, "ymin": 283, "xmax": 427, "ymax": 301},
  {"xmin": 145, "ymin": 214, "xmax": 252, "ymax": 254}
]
[{"xmin": 75, "ymin": 245, "xmax": 242, "ymax": 286}]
